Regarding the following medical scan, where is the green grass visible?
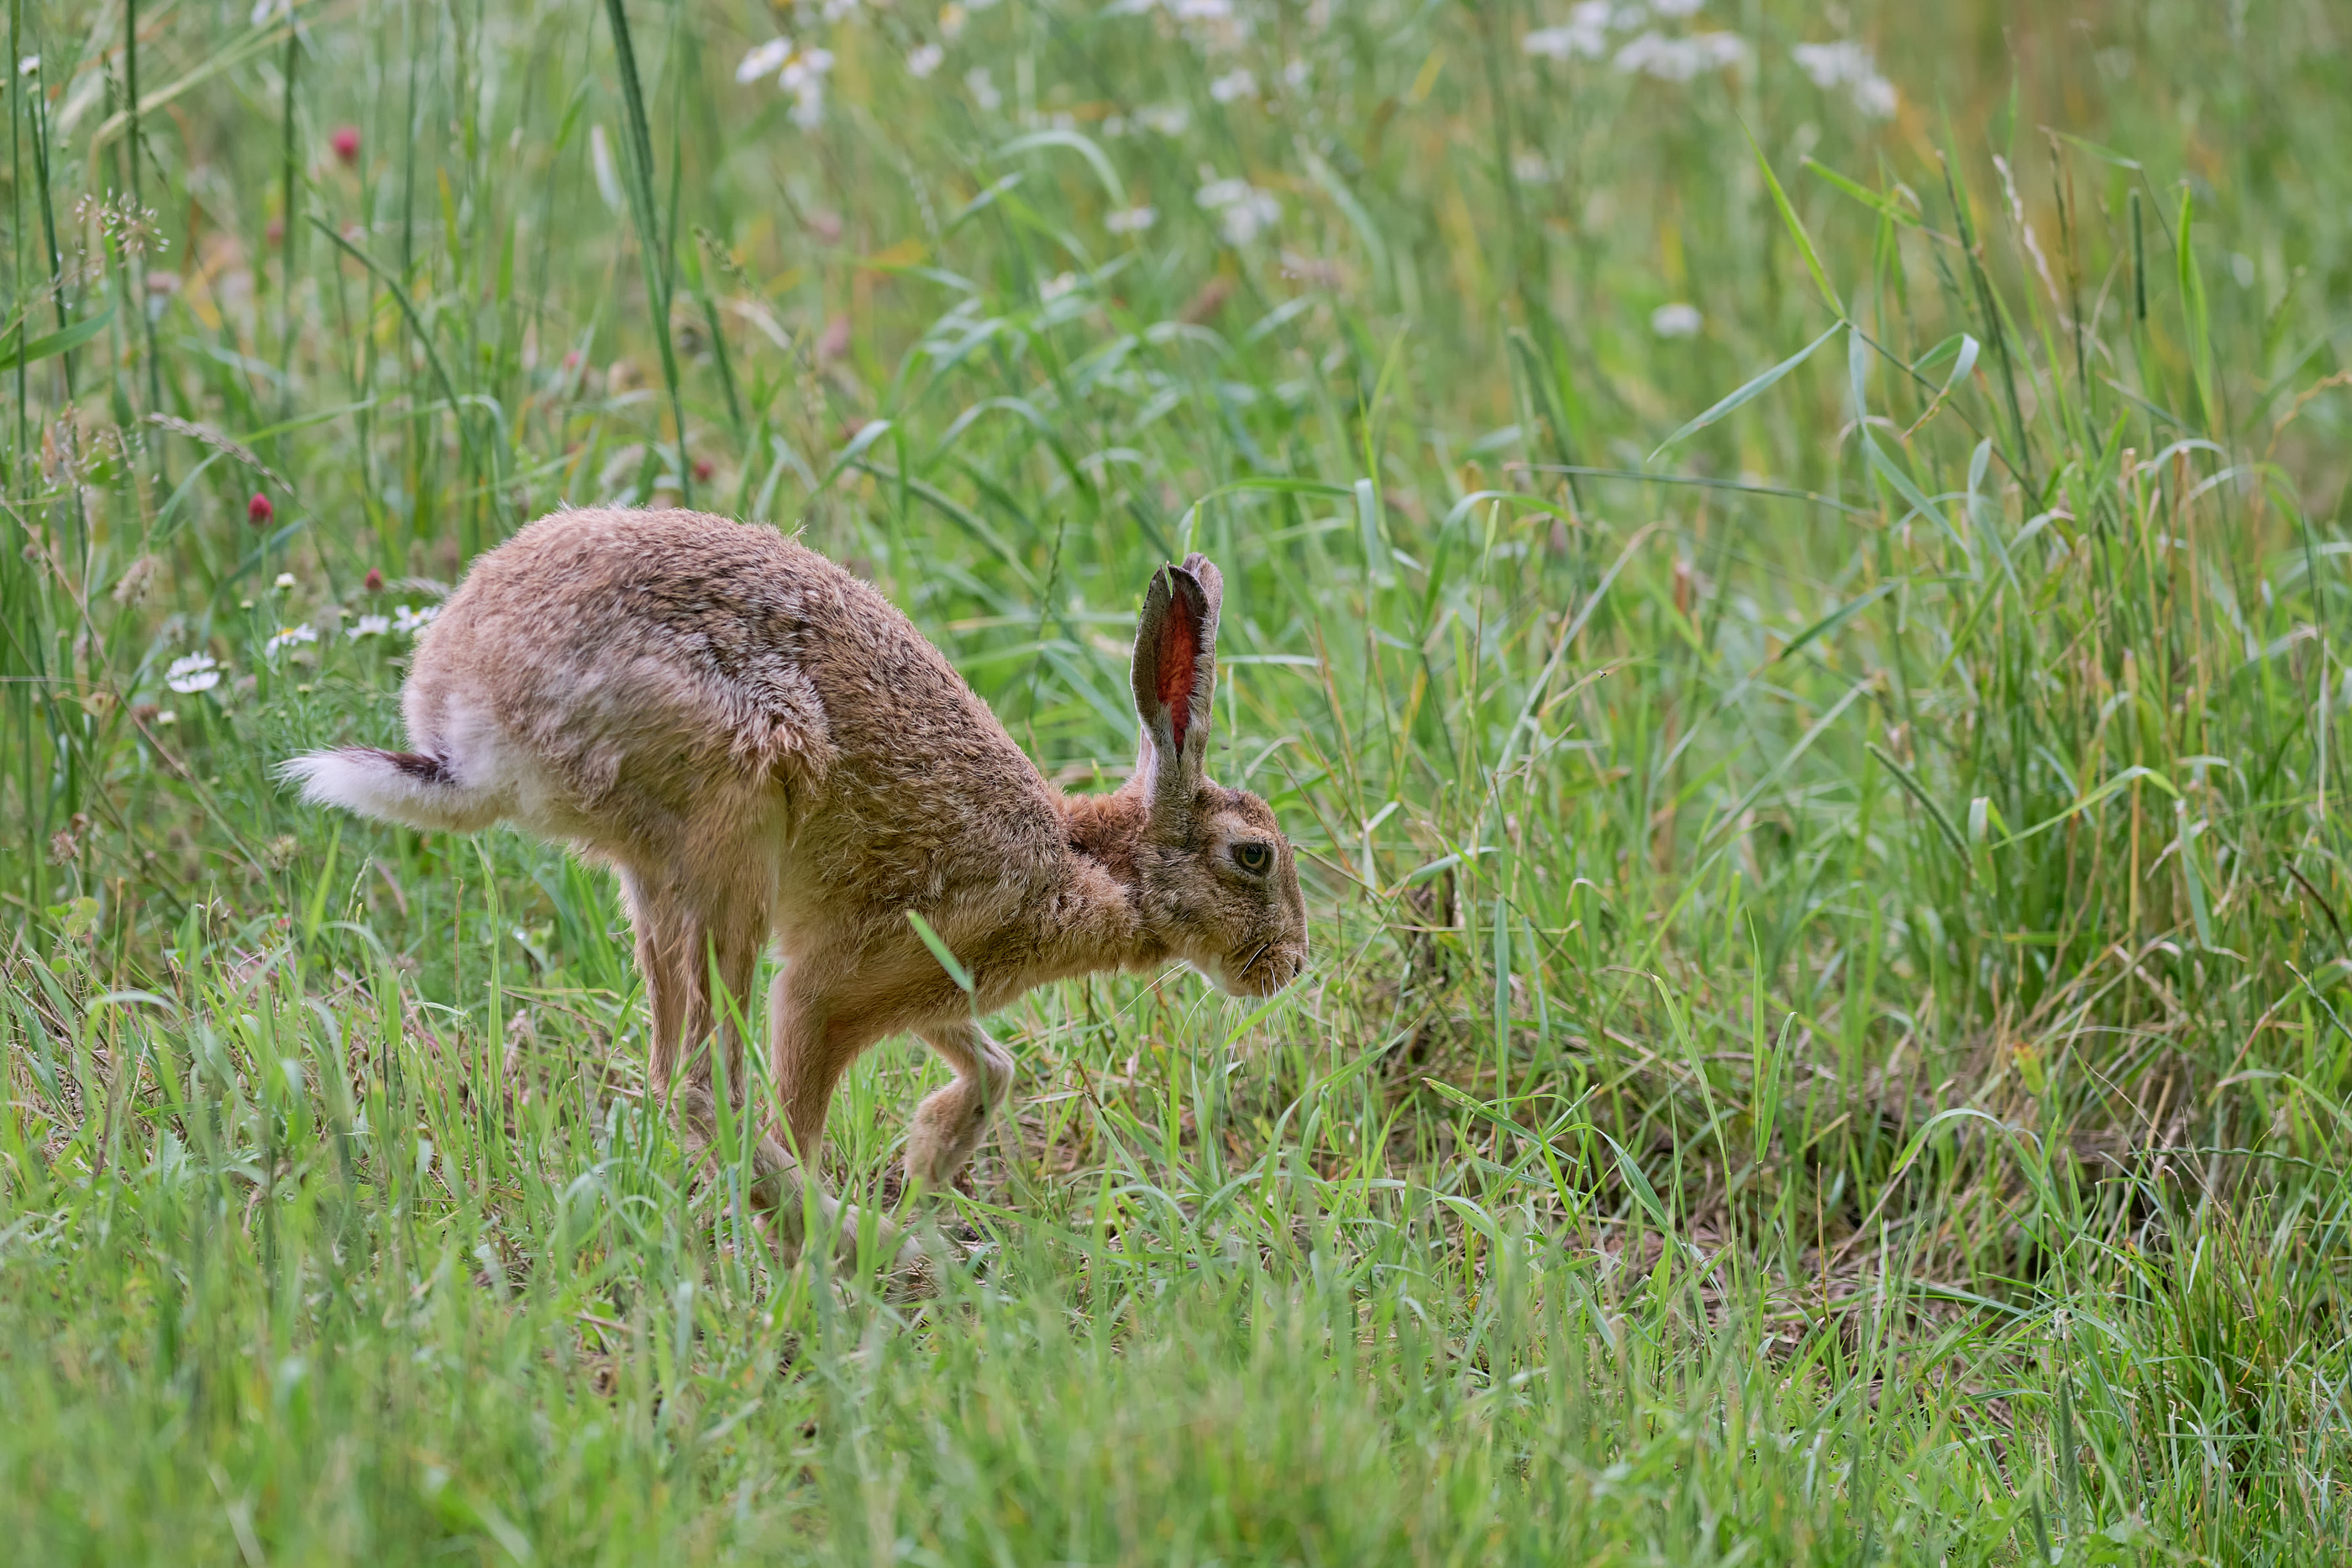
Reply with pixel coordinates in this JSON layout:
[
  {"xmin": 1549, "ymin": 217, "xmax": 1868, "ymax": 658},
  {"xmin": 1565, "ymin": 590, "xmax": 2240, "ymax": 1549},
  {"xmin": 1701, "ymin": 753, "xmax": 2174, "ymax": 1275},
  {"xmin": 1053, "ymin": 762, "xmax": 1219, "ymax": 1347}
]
[{"xmin": 6, "ymin": 0, "xmax": 2352, "ymax": 1560}]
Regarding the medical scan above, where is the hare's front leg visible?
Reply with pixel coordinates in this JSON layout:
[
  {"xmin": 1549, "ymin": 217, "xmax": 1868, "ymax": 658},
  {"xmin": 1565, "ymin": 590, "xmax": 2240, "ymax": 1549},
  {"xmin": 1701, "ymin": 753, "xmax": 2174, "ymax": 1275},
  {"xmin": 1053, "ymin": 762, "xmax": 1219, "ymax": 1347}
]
[
  {"xmin": 906, "ymin": 1020, "xmax": 1016, "ymax": 1192},
  {"xmin": 765, "ymin": 960, "xmax": 921, "ymax": 1272}
]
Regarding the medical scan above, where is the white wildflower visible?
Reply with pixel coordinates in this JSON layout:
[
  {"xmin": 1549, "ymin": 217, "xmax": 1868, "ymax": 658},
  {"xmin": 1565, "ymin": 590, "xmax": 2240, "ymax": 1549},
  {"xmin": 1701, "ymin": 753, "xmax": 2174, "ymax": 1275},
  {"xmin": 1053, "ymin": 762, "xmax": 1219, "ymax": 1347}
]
[
  {"xmin": 785, "ymin": 47, "xmax": 835, "ymax": 87},
  {"xmin": 1792, "ymin": 40, "xmax": 1898, "ymax": 118},
  {"xmin": 1284, "ymin": 58, "xmax": 1311, "ymax": 89},
  {"xmin": 739, "ymin": 37, "xmax": 834, "ymax": 128},
  {"xmin": 940, "ymin": 3, "xmax": 968, "ymax": 40},
  {"xmin": 1041, "ymin": 271, "xmax": 1079, "ymax": 302},
  {"xmin": 1105, "ymin": 204, "xmax": 1158, "ymax": 234},
  {"xmin": 156, "ymin": 710, "xmax": 176, "ymax": 726},
  {"xmin": 263, "ymin": 624, "xmax": 318, "ymax": 657},
  {"xmin": 1690, "ymin": 32, "xmax": 1751, "ymax": 72},
  {"xmin": 965, "ymin": 66, "xmax": 1001, "ymax": 111},
  {"xmin": 908, "ymin": 43, "xmax": 945, "ymax": 79},
  {"xmin": 1614, "ymin": 29, "xmax": 1749, "ymax": 81},
  {"xmin": 1524, "ymin": 17, "xmax": 1609, "ymax": 61},
  {"xmin": 392, "ymin": 604, "xmax": 440, "ymax": 634},
  {"xmin": 1651, "ymin": 302, "xmax": 1704, "ymax": 338},
  {"xmin": 1209, "ymin": 68, "xmax": 1257, "ymax": 103},
  {"xmin": 737, "ymin": 39, "xmax": 792, "ymax": 82},
  {"xmin": 347, "ymin": 614, "xmax": 392, "ymax": 641},
  {"xmin": 16, "ymin": 55, "xmax": 38, "ymax": 77},
  {"xmin": 273, "ymin": 571, "xmax": 296, "ymax": 590},
  {"xmin": 1791, "ymin": 39, "xmax": 1866, "ymax": 87},
  {"xmin": 165, "ymin": 653, "xmax": 221, "ymax": 695},
  {"xmin": 1135, "ymin": 103, "xmax": 1191, "ymax": 136},
  {"xmin": 782, "ymin": 46, "xmax": 834, "ymax": 128},
  {"xmin": 589, "ymin": 126, "xmax": 625, "ymax": 214},
  {"xmin": 1196, "ymin": 176, "xmax": 1279, "ymax": 245}
]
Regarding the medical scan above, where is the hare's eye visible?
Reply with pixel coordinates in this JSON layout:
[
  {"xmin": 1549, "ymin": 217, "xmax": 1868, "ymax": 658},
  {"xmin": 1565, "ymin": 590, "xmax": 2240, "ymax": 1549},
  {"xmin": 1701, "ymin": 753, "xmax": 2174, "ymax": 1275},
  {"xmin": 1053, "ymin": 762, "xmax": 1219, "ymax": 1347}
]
[{"xmin": 1232, "ymin": 841, "xmax": 1273, "ymax": 875}]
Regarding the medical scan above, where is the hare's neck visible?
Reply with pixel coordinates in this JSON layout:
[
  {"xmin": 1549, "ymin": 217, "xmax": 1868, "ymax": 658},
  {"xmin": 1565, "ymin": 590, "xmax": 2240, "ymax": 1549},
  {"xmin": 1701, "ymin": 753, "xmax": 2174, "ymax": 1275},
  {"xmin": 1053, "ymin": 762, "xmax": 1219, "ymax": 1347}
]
[{"xmin": 1039, "ymin": 786, "xmax": 1163, "ymax": 974}]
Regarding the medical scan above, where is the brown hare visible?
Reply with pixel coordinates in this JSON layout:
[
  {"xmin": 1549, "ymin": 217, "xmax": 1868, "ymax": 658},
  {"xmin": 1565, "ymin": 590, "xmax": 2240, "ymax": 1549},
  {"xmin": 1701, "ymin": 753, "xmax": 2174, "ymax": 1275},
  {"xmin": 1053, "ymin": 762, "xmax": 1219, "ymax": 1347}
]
[{"xmin": 284, "ymin": 507, "xmax": 1307, "ymax": 1274}]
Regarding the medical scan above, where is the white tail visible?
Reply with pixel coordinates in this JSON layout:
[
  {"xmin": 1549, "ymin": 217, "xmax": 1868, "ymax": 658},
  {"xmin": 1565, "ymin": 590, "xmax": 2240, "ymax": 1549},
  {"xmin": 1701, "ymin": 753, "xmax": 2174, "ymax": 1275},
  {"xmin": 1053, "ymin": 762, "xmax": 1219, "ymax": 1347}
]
[{"xmin": 278, "ymin": 747, "xmax": 504, "ymax": 832}]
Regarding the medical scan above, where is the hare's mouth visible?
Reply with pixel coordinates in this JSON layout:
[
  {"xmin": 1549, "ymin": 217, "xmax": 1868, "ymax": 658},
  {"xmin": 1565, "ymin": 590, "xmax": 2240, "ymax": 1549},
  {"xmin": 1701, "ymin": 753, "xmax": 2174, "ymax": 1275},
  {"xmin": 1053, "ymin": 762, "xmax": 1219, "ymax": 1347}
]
[{"xmin": 1215, "ymin": 943, "xmax": 1304, "ymax": 998}]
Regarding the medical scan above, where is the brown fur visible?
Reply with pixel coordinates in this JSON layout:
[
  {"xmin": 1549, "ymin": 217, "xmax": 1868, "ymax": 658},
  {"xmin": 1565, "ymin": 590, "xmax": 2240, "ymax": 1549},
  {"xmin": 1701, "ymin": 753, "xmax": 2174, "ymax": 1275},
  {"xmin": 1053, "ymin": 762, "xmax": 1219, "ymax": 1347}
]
[{"xmin": 283, "ymin": 507, "xmax": 1307, "ymax": 1274}]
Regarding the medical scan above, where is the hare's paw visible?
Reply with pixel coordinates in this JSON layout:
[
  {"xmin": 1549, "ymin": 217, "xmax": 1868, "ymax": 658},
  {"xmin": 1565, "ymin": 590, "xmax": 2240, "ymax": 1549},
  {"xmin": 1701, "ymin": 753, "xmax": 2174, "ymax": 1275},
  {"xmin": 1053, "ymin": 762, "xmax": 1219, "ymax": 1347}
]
[
  {"xmin": 906, "ymin": 1040, "xmax": 1014, "ymax": 1190},
  {"xmin": 905, "ymin": 1078, "xmax": 991, "ymax": 1190}
]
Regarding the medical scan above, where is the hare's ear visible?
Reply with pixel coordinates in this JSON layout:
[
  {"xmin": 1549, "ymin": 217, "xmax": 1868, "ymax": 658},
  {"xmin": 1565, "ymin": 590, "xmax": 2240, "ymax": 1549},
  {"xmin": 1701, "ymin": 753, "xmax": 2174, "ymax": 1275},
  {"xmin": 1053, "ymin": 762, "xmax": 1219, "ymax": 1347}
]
[
  {"xmin": 1179, "ymin": 552, "xmax": 1224, "ymax": 623},
  {"xmin": 1130, "ymin": 560, "xmax": 1220, "ymax": 814}
]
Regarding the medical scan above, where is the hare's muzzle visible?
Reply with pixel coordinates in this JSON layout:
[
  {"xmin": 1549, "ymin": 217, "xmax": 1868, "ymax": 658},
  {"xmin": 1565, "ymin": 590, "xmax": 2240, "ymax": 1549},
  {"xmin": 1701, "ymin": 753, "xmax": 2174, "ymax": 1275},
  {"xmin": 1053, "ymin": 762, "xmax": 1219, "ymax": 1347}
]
[{"xmin": 1221, "ymin": 943, "xmax": 1305, "ymax": 998}]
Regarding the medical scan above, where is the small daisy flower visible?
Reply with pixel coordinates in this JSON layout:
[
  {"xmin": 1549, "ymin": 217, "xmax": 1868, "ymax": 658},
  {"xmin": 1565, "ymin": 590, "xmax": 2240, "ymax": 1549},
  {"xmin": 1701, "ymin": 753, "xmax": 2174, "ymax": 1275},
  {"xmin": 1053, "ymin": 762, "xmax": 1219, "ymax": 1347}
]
[
  {"xmin": 1792, "ymin": 39, "xmax": 1898, "ymax": 118},
  {"xmin": 1525, "ymin": 19, "xmax": 1608, "ymax": 61},
  {"xmin": 392, "ymin": 604, "xmax": 441, "ymax": 634},
  {"xmin": 166, "ymin": 653, "xmax": 222, "ymax": 694},
  {"xmin": 264, "ymin": 624, "xmax": 319, "ymax": 657},
  {"xmin": 965, "ymin": 66, "xmax": 1001, "ymax": 111},
  {"xmin": 908, "ymin": 43, "xmax": 945, "ymax": 79},
  {"xmin": 1105, "ymin": 204, "xmax": 1158, "ymax": 234},
  {"xmin": 1209, "ymin": 68, "xmax": 1257, "ymax": 103},
  {"xmin": 157, "ymin": 710, "xmax": 177, "ymax": 726},
  {"xmin": 1614, "ymin": 30, "xmax": 1750, "ymax": 82},
  {"xmin": 348, "ymin": 614, "xmax": 392, "ymax": 640},
  {"xmin": 274, "ymin": 572, "xmax": 296, "ymax": 590},
  {"xmin": 940, "ymin": 3, "xmax": 968, "ymax": 40},
  {"xmin": 1196, "ymin": 176, "xmax": 1280, "ymax": 245},
  {"xmin": 781, "ymin": 46, "xmax": 834, "ymax": 128},
  {"xmin": 737, "ymin": 39, "xmax": 792, "ymax": 81},
  {"xmin": 1651, "ymin": 302, "xmax": 1704, "ymax": 338}
]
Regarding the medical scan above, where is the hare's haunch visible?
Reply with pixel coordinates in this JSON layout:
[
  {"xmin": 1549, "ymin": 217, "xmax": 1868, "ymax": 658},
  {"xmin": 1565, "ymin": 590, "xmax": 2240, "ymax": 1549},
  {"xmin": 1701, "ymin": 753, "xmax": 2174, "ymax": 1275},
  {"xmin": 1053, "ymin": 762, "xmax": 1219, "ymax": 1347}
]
[{"xmin": 284, "ymin": 508, "xmax": 1308, "ymax": 1273}]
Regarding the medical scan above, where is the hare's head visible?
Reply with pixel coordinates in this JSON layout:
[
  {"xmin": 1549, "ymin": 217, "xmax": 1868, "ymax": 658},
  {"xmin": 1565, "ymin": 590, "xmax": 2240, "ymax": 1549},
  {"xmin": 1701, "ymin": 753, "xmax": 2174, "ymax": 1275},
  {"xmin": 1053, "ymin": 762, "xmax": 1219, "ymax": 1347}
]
[{"xmin": 1125, "ymin": 554, "xmax": 1309, "ymax": 998}]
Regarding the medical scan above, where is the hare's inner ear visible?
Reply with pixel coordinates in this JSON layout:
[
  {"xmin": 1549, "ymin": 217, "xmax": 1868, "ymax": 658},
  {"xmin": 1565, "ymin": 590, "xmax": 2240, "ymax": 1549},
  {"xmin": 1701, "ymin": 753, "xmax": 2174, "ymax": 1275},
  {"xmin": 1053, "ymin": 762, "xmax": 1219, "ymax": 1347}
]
[
  {"xmin": 1130, "ymin": 563, "xmax": 1219, "ymax": 806},
  {"xmin": 1154, "ymin": 585, "xmax": 1202, "ymax": 749}
]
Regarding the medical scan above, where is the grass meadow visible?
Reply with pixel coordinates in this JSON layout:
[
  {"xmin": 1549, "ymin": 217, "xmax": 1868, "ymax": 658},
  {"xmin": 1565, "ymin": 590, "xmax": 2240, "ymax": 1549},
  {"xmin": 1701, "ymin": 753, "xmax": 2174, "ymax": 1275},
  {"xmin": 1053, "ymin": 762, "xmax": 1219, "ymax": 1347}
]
[{"xmin": 6, "ymin": 0, "xmax": 2352, "ymax": 1560}]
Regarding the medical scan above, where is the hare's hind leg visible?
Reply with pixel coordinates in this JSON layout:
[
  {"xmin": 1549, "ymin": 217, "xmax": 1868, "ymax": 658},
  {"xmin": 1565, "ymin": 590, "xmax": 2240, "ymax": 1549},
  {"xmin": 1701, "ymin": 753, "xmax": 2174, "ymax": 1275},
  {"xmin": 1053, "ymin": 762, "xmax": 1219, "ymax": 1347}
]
[
  {"xmin": 617, "ymin": 865, "xmax": 857, "ymax": 1258},
  {"xmin": 617, "ymin": 863, "xmax": 761, "ymax": 1105},
  {"xmin": 906, "ymin": 1021, "xmax": 1016, "ymax": 1192}
]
